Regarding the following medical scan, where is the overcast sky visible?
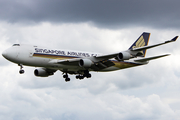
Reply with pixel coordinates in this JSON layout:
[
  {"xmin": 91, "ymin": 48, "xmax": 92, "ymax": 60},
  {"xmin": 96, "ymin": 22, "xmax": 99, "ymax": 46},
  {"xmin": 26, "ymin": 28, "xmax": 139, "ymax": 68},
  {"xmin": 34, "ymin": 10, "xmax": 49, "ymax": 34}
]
[{"xmin": 1, "ymin": 0, "xmax": 180, "ymax": 120}]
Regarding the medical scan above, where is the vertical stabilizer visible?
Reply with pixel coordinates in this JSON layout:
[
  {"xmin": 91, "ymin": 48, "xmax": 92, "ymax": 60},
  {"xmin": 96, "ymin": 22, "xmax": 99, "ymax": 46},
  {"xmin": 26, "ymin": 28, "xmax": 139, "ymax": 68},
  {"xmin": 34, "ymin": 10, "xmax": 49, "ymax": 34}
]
[{"xmin": 129, "ymin": 32, "xmax": 150, "ymax": 57}]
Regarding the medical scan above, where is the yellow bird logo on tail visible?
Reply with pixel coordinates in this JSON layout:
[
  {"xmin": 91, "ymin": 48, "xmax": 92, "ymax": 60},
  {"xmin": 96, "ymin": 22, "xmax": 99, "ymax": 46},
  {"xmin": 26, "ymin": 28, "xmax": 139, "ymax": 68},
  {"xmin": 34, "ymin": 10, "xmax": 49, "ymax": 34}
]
[{"xmin": 132, "ymin": 35, "xmax": 145, "ymax": 55}]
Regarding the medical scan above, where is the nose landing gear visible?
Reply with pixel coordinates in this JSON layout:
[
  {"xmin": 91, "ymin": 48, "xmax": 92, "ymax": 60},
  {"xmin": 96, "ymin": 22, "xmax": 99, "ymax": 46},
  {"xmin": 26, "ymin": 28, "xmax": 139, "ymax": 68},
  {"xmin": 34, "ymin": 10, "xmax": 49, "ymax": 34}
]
[{"xmin": 18, "ymin": 64, "xmax": 25, "ymax": 74}]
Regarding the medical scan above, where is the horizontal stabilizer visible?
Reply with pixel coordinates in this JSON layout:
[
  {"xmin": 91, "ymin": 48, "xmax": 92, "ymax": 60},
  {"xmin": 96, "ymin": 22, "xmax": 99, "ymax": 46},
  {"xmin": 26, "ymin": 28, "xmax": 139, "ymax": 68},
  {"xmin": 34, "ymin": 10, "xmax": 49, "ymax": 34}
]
[{"xmin": 134, "ymin": 54, "xmax": 170, "ymax": 62}]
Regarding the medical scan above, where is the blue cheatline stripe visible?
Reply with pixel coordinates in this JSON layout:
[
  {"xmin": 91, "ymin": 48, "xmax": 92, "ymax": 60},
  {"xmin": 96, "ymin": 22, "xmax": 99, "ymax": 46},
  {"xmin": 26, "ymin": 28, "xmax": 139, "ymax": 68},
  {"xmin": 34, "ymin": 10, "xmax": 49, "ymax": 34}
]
[{"xmin": 33, "ymin": 53, "xmax": 81, "ymax": 58}]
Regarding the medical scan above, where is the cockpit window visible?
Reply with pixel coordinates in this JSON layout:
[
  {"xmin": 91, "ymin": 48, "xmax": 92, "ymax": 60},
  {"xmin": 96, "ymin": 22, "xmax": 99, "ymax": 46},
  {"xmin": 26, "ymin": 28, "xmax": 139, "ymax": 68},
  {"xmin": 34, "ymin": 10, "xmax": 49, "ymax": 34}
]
[{"xmin": 12, "ymin": 44, "xmax": 20, "ymax": 46}]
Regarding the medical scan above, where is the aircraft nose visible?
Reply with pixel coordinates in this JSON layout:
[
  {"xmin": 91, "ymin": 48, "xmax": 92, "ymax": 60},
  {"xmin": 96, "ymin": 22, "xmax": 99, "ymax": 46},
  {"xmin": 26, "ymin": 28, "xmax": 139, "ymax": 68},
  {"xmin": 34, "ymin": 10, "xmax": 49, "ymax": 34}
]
[
  {"xmin": 2, "ymin": 50, "xmax": 7, "ymax": 58},
  {"xmin": 2, "ymin": 47, "xmax": 20, "ymax": 62}
]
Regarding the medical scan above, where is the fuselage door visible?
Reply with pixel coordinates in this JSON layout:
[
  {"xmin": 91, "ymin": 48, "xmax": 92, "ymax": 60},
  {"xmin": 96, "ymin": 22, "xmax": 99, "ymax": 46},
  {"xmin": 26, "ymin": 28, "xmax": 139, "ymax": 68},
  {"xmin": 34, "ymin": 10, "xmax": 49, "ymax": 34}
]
[{"xmin": 29, "ymin": 50, "xmax": 33, "ymax": 57}]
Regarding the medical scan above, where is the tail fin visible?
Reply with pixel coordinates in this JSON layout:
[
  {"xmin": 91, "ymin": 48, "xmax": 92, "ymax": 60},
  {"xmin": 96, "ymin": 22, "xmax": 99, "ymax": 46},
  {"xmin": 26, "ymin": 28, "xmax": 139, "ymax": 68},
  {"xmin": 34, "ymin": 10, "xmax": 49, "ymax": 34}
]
[{"xmin": 129, "ymin": 32, "xmax": 151, "ymax": 57}]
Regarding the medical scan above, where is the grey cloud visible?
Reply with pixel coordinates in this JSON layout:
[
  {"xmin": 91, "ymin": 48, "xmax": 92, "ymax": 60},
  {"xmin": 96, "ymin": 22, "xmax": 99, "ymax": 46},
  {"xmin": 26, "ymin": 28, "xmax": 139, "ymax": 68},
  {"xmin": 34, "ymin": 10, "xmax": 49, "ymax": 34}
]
[
  {"xmin": 0, "ymin": 76, "xmax": 177, "ymax": 120},
  {"xmin": 0, "ymin": 0, "xmax": 180, "ymax": 29}
]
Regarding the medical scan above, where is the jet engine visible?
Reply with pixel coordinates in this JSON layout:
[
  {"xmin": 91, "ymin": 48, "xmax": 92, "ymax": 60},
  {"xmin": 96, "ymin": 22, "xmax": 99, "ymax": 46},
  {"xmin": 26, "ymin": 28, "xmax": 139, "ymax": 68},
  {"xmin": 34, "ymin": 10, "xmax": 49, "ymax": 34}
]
[
  {"xmin": 79, "ymin": 59, "xmax": 93, "ymax": 67},
  {"xmin": 117, "ymin": 52, "xmax": 131, "ymax": 60},
  {"xmin": 34, "ymin": 68, "xmax": 54, "ymax": 77}
]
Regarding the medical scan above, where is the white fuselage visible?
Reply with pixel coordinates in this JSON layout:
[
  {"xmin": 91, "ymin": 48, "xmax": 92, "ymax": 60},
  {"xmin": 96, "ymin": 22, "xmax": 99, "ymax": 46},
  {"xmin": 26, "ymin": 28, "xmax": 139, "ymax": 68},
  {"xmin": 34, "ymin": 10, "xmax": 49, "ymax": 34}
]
[{"xmin": 2, "ymin": 44, "xmax": 146, "ymax": 73}]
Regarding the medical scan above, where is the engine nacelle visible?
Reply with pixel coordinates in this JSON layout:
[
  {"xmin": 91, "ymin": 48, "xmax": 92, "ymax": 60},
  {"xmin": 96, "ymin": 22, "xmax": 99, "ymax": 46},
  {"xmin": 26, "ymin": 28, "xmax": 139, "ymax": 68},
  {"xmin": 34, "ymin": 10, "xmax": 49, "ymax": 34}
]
[
  {"xmin": 117, "ymin": 52, "xmax": 131, "ymax": 60},
  {"xmin": 79, "ymin": 59, "xmax": 93, "ymax": 67},
  {"xmin": 34, "ymin": 68, "xmax": 53, "ymax": 77}
]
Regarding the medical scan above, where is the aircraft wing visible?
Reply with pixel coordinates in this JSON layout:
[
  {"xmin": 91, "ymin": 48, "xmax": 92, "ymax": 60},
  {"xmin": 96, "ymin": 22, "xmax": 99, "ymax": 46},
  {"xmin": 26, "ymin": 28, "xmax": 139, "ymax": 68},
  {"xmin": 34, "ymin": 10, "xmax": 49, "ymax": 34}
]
[
  {"xmin": 131, "ymin": 36, "xmax": 178, "ymax": 52},
  {"xmin": 49, "ymin": 57, "xmax": 115, "ymax": 70}
]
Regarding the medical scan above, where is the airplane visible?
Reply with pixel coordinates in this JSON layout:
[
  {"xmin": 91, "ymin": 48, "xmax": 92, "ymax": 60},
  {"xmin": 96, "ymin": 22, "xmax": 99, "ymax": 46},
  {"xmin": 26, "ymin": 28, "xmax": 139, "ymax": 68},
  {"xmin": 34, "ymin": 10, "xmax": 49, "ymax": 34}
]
[{"xmin": 2, "ymin": 32, "xmax": 178, "ymax": 82}]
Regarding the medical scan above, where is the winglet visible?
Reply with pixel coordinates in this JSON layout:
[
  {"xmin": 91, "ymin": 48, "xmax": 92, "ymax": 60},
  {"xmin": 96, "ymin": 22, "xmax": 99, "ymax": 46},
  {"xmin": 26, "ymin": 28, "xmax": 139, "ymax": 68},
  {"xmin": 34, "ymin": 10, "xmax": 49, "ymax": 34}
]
[
  {"xmin": 172, "ymin": 36, "xmax": 179, "ymax": 41},
  {"xmin": 165, "ymin": 36, "xmax": 179, "ymax": 43}
]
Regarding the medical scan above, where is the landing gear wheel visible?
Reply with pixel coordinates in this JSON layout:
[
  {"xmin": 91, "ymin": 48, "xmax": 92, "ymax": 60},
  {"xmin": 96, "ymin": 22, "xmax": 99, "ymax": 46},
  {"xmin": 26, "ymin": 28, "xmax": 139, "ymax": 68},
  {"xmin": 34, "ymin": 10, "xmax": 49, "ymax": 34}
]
[
  {"xmin": 76, "ymin": 75, "xmax": 85, "ymax": 80},
  {"xmin": 87, "ymin": 74, "xmax": 91, "ymax": 78},
  {"xmin": 76, "ymin": 75, "xmax": 79, "ymax": 79},
  {"xmin": 65, "ymin": 78, "xmax": 70, "ymax": 82},
  {"xmin": 19, "ymin": 69, "xmax": 25, "ymax": 74},
  {"xmin": 63, "ymin": 74, "xmax": 68, "ymax": 78},
  {"xmin": 83, "ymin": 70, "xmax": 91, "ymax": 78},
  {"xmin": 79, "ymin": 76, "xmax": 84, "ymax": 80}
]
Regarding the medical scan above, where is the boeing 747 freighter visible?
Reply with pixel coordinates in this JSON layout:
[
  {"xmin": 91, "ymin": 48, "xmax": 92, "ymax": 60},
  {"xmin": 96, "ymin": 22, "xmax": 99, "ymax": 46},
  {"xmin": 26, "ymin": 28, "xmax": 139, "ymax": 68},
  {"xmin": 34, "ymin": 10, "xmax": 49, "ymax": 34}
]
[{"xmin": 2, "ymin": 32, "xmax": 178, "ymax": 82}]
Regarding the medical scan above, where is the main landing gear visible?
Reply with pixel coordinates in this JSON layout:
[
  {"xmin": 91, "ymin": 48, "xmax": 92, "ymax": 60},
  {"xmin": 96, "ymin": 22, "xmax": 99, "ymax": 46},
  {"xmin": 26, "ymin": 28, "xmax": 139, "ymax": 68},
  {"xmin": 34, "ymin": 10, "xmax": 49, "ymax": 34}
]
[
  {"xmin": 63, "ymin": 73, "xmax": 70, "ymax": 82},
  {"xmin": 18, "ymin": 64, "xmax": 25, "ymax": 74},
  {"xmin": 76, "ymin": 71, "xmax": 91, "ymax": 80},
  {"xmin": 75, "ymin": 74, "xmax": 91, "ymax": 80},
  {"xmin": 63, "ymin": 70, "xmax": 92, "ymax": 82}
]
